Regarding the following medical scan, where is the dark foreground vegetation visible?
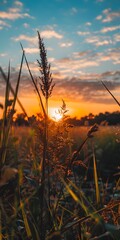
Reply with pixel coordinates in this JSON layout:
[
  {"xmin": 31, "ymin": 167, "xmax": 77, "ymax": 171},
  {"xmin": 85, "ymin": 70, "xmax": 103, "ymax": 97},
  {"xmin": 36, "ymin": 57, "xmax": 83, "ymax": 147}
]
[{"xmin": 0, "ymin": 32, "xmax": 120, "ymax": 240}]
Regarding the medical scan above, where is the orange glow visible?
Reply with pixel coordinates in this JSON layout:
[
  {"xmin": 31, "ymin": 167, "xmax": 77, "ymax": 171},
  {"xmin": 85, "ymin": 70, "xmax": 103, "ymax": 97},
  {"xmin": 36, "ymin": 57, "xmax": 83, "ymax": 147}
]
[
  {"xmin": 49, "ymin": 108, "xmax": 63, "ymax": 121},
  {"xmin": 0, "ymin": 92, "xmax": 118, "ymax": 120}
]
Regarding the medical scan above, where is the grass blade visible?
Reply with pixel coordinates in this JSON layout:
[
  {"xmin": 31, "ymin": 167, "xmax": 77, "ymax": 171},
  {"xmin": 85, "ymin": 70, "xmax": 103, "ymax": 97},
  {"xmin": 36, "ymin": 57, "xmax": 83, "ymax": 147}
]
[
  {"xmin": 101, "ymin": 81, "xmax": 120, "ymax": 107},
  {"xmin": 93, "ymin": 151, "xmax": 100, "ymax": 204},
  {"xmin": 0, "ymin": 66, "xmax": 28, "ymax": 118},
  {"xmin": 20, "ymin": 43, "xmax": 47, "ymax": 118},
  {"xmin": 1, "ymin": 52, "xmax": 24, "ymax": 165},
  {"xmin": 20, "ymin": 201, "xmax": 32, "ymax": 238},
  {"xmin": 0, "ymin": 62, "xmax": 10, "ymax": 147}
]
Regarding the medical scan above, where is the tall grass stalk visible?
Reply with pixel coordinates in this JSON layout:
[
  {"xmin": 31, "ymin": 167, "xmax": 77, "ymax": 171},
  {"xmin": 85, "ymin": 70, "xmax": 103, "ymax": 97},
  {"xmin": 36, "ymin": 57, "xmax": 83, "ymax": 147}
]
[
  {"xmin": 0, "ymin": 66, "xmax": 28, "ymax": 119},
  {"xmin": 20, "ymin": 201, "xmax": 32, "ymax": 238},
  {"xmin": 0, "ymin": 62, "xmax": 10, "ymax": 162},
  {"xmin": 0, "ymin": 52, "xmax": 24, "ymax": 168},
  {"xmin": 37, "ymin": 31, "xmax": 55, "ymax": 238},
  {"xmin": 20, "ymin": 43, "xmax": 46, "ymax": 118},
  {"xmin": 101, "ymin": 81, "xmax": 120, "ymax": 107},
  {"xmin": 93, "ymin": 150, "xmax": 100, "ymax": 205}
]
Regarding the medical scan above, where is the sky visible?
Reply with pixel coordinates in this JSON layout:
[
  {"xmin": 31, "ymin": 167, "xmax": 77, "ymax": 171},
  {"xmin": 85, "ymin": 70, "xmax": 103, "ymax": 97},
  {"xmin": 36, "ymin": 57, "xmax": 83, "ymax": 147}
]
[{"xmin": 0, "ymin": 0, "xmax": 120, "ymax": 118}]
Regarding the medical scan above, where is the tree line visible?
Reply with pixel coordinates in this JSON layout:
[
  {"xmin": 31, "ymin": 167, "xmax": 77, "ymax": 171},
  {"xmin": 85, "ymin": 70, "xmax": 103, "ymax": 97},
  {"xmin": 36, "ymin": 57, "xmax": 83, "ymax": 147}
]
[{"xmin": 0, "ymin": 110, "xmax": 119, "ymax": 126}]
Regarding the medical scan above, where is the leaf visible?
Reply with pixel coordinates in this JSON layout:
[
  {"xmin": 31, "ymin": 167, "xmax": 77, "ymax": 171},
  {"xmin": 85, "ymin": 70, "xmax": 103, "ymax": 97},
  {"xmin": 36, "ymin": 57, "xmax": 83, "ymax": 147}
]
[
  {"xmin": 101, "ymin": 81, "xmax": 120, "ymax": 107},
  {"xmin": 93, "ymin": 151, "xmax": 100, "ymax": 204},
  {"xmin": 20, "ymin": 201, "xmax": 32, "ymax": 238}
]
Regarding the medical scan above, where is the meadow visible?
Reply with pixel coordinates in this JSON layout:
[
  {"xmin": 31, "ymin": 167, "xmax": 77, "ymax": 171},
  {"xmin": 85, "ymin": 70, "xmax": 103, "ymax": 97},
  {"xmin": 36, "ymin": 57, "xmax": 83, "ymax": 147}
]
[{"xmin": 0, "ymin": 32, "xmax": 120, "ymax": 240}]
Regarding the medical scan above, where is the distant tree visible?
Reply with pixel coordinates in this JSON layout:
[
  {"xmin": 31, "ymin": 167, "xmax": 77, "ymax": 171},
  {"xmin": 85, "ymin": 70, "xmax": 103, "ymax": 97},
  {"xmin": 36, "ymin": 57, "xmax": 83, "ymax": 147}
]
[{"xmin": 14, "ymin": 113, "xmax": 28, "ymax": 126}]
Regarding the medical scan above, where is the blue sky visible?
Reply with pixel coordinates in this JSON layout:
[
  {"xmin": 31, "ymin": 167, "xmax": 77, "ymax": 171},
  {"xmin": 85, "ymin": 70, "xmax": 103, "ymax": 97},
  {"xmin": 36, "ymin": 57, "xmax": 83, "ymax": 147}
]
[{"xmin": 0, "ymin": 0, "xmax": 120, "ymax": 117}]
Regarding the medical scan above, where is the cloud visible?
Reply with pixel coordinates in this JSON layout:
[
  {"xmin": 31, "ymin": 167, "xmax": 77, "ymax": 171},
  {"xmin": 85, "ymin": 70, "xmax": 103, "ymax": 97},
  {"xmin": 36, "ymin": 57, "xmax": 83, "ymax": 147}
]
[
  {"xmin": 41, "ymin": 30, "xmax": 63, "ymax": 39},
  {"xmin": 0, "ymin": 11, "xmax": 33, "ymax": 20},
  {"xmin": 99, "ymin": 48, "xmax": 120, "ymax": 65},
  {"xmin": 23, "ymin": 23, "xmax": 29, "ymax": 28},
  {"xmin": 0, "ymin": 20, "xmax": 11, "ymax": 29},
  {"xmin": 77, "ymin": 31, "xmax": 90, "ymax": 36},
  {"xmin": 51, "ymin": 70, "xmax": 120, "ymax": 104},
  {"xmin": 0, "ymin": 68, "xmax": 120, "ymax": 106},
  {"xmin": 114, "ymin": 34, "xmax": 120, "ymax": 42},
  {"xmin": 12, "ymin": 34, "xmax": 37, "ymax": 43},
  {"xmin": 0, "ymin": 53, "xmax": 7, "ymax": 57},
  {"xmin": 96, "ymin": 8, "xmax": 120, "ymax": 23},
  {"xmin": 53, "ymin": 56, "xmax": 99, "ymax": 74},
  {"xmin": 24, "ymin": 48, "xmax": 39, "ymax": 54},
  {"xmin": 60, "ymin": 42, "xmax": 73, "ymax": 47},
  {"xmin": 71, "ymin": 7, "xmax": 78, "ymax": 15},
  {"xmin": 102, "ymin": 9, "xmax": 120, "ymax": 23},
  {"xmin": 96, "ymin": 15, "xmax": 102, "ymax": 20},
  {"xmin": 14, "ymin": 1, "xmax": 23, "ymax": 7},
  {"xmin": 12, "ymin": 30, "xmax": 63, "ymax": 44},
  {"xmin": 0, "ymin": 3, "xmax": 34, "ymax": 20},
  {"xmin": 101, "ymin": 25, "xmax": 120, "ymax": 33},
  {"xmin": 85, "ymin": 22, "xmax": 92, "ymax": 26},
  {"xmin": 86, "ymin": 36, "xmax": 112, "ymax": 47},
  {"xmin": 73, "ymin": 50, "xmax": 91, "ymax": 58}
]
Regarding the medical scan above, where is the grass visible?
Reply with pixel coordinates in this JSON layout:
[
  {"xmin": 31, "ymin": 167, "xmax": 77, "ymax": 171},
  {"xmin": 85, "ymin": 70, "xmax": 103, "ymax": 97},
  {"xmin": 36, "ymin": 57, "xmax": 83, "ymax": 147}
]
[{"xmin": 0, "ymin": 32, "xmax": 120, "ymax": 240}]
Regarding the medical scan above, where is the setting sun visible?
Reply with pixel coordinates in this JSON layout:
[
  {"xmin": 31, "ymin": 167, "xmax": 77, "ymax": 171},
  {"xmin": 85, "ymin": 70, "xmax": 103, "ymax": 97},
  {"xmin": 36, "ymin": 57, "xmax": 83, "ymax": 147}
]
[{"xmin": 49, "ymin": 108, "xmax": 63, "ymax": 121}]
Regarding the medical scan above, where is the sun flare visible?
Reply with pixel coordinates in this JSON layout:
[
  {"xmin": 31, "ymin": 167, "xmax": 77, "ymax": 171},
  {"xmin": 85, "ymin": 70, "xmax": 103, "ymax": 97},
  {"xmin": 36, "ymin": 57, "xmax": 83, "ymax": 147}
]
[{"xmin": 49, "ymin": 108, "xmax": 63, "ymax": 121}]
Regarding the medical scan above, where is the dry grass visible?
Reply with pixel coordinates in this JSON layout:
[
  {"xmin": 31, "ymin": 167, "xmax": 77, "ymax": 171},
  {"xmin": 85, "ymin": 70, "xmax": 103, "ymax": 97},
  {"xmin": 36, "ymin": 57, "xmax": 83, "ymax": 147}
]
[{"xmin": 0, "ymin": 32, "xmax": 120, "ymax": 240}]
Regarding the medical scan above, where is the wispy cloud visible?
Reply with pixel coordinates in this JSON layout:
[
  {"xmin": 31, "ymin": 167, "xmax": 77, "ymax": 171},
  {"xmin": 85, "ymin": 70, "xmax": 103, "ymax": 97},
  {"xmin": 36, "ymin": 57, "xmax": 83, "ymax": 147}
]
[
  {"xmin": 24, "ymin": 48, "xmax": 39, "ymax": 54},
  {"xmin": 12, "ymin": 30, "xmax": 63, "ymax": 44},
  {"xmin": 54, "ymin": 57, "xmax": 99, "ymax": 73},
  {"xmin": 73, "ymin": 50, "xmax": 91, "ymax": 58},
  {"xmin": 0, "ymin": 66, "xmax": 120, "ymax": 106},
  {"xmin": 0, "ymin": 20, "xmax": 11, "ymax": 29},
  {"xmin": 101, "ymin": 25, "xmax": 120, "ymax": 33},
  {"xmin": 77, "ymin": 31, "xmax": 90, "ymax": 36},
  {"xmin": 0, "ymin": 53, "xmax": 7, "ymax": 57},
  {"xmin": 98, "ymin": 48, "xmax": 120, "ymax": 65},
  {"xmin": 96, "ymin": 8, "xmax": 120, "ymax": 23},
  {"xmin": 71, "ymin": 7, "xmax": 78, "ymax": 15},
  {"xmin": 0, "ymin": 11, "xmax": 33, "ymax": 20},
  {"xmin": 12, "ymin": 34, "xmax": 37, "ymax": 43},
  {"xmin": 14, "ymin": 1, "xmax": 23, "ymax": 7},
  {"xmin": 114, "ymin": 34, "xmax": 120, "ymax": 42},
  {"xmin": 23, "ymin": 23, "xmax": 29, "ymax": 28},
  {"xmin": 86, "ymin": 35, "xmax": 112, "ymax": 47},
  {"xmin": 0, "ymin": 2, "xmax": 34, "ymax": 20},
  {"xmin": 96, "ymin": 15, "xmax": 102, "ymax": 20},
  {"xmin": 85, "ymin": 22, "xmax": 92, "ymax": 26},
  {"xmin": 102, "ymin": 8, "xmax": 120, "ymax": 23},
  {"xmin": 40, "ymin": 30, "xmax": 63, "ymax": 39},
  {"xmin": 60, "ymin": 42, "xmax": 73, "ymax": 47}
]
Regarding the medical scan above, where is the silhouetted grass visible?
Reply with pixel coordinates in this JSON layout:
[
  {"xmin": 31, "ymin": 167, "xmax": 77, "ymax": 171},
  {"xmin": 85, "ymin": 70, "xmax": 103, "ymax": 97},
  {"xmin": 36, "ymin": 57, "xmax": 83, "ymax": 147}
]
[{"xmin": 0, "ymin": 32, "xmax": 119, "ymax": 240}]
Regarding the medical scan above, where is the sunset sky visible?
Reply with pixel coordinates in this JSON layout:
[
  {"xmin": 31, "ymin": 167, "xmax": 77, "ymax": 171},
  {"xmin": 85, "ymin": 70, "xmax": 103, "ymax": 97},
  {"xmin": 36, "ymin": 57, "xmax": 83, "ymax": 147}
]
[{"xmin": 0, "ymin": 0, "xmax": 120, "ymax": 118}]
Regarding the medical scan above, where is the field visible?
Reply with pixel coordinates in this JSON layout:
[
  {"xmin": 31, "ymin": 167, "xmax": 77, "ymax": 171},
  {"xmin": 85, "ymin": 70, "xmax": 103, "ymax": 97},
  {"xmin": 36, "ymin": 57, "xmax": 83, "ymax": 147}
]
[
  {"xmin": 0, "ymin": 34, "xmax": 120, "ymax": 240},
  {"xmin": 1, "ymin": 123, "xmax": 120, "ymax": 239}
]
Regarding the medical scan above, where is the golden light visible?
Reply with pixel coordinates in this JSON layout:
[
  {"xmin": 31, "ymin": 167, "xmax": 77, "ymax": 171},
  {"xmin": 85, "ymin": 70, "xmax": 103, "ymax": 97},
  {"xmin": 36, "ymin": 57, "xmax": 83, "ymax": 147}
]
[{"xmin": 49, "ymin": 108, "xmax": 63, "ymax": 121}]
